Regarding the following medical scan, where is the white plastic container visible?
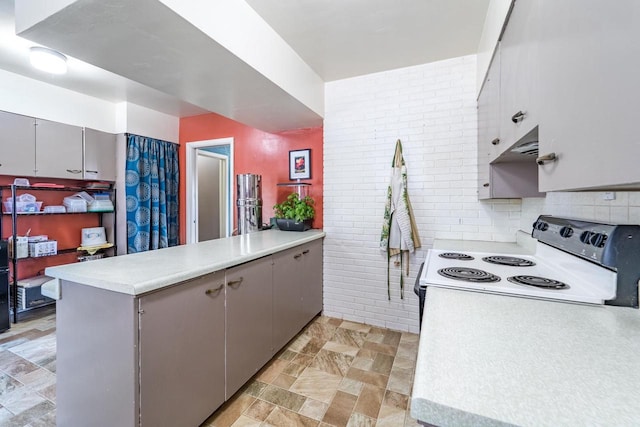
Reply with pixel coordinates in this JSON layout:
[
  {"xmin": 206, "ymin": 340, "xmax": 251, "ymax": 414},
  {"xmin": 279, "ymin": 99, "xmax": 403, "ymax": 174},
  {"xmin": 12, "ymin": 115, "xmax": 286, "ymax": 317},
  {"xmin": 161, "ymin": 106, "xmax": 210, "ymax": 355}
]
[
  {"xmin": 3, "ymin": 201, "xmax": 43, "ymax": 213},
  {"xmin": 63, "ymin": 196, "xmax": 87, "ymax": 213},
  {"xmin": 81, "ymin": 227, "xmax": 107, "ymax": 246},
  {"xmin": 29, "ymin": 240, "xmax": 57, "ymax": 257}
]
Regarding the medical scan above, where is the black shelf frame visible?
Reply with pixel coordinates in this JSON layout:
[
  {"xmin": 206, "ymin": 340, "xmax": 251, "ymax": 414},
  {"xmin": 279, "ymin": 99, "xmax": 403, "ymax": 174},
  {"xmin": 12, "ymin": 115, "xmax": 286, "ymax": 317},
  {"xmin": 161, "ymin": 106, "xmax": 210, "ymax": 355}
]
[{"xmin": 1, "ymin": 184, "xmax": 117, "ymax": 323}]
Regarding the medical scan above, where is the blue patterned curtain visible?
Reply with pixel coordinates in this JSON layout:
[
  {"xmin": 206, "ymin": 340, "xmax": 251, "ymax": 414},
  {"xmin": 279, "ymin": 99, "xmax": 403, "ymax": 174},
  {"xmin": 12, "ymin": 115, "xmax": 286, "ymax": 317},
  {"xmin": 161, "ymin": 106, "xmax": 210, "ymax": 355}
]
[{"xmin": 125, "ymin": 134, "xmax": 179, "ymax": 253}]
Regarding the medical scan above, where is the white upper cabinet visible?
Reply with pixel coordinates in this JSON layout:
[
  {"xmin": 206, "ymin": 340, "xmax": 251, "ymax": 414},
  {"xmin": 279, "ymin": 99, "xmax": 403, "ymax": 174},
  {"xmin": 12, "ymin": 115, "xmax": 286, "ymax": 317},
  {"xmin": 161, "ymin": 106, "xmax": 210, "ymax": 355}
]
[
  {"xmin": 0, "ymin": 111, "xmax": 36, "ymax": 177},
  {"xmin": 35, "ymin": 118, "xmax": 83, "ymax": 179},
  {"xmin": 499, "ymin": 0, "xmax": 540, "ymax": 148},
  {"xmin": 84, "ymin": 128, "xmax": 117, "ymax": 181},
  {"xmin": 478, "ymin": 50, "xmax": 502, "ymax": 199},
  {"xmin": 537, "ymin": 0, "xmax": 640, "ymax": 191}
]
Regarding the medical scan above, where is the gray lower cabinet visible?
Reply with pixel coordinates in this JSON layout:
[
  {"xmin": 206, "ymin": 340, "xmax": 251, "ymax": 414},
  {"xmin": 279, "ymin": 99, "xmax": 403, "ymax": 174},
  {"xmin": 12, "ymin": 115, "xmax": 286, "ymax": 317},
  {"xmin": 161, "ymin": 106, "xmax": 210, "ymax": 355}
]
[
  {"xmin": 35, "ymin": 118, "xmax": 84, "ymax": 179},
  {"xmin": 138, "ymin": 272, "xmax": 226, "ymax": 427},
  {"xmin": 55, "ymin": 239, "xmax": 323, "ymax": 426},
  {"xmin": 225, "ymin": 256, "xmax": 274, "ymax": 398},
  {"xmin": 301, "ymin": 239, "xmax": 323, "ymax": 321},
  {"xmin": 273, "ymin": 246, "xmax": 306, "ymax": 350},
  {"xmin": 0, "ymin": 110, "xmax": 35, "ymax": 176}
]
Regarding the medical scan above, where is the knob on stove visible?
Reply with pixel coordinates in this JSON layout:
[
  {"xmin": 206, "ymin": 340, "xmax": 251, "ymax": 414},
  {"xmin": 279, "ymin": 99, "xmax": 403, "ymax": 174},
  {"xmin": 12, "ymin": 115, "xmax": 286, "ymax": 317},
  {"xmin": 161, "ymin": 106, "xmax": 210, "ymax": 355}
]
[
  {"xmin": 590, "ymin": 233, "xmax": 607, "ymax": 248},
  {"xmin": 533, "ymin": 220, "xmax": 548, "ymax": 231},
  {"xmin": 580, "ymin": 231, "xmax": 593, "ymax": 244},
  {"xmin": 559, "ymin": 226, "xmax": 573, "ymax": 238}
]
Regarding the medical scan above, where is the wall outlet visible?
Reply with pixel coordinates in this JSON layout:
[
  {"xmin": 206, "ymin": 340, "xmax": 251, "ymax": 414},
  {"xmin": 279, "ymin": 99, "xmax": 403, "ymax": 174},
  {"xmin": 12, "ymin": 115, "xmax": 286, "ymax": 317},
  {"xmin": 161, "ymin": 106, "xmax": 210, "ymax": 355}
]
[{"xmin": 603, "ymin": 192, "xmax": 616, "ymax": 201}]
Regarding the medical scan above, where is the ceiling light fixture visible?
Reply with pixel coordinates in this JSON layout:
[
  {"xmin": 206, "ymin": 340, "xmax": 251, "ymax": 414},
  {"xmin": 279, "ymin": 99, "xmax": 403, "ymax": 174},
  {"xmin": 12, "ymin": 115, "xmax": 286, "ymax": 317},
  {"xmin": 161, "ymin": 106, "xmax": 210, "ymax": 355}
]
[{"xmin": 29, "ymin": 46, "xmax": 68, "ymax": 74}]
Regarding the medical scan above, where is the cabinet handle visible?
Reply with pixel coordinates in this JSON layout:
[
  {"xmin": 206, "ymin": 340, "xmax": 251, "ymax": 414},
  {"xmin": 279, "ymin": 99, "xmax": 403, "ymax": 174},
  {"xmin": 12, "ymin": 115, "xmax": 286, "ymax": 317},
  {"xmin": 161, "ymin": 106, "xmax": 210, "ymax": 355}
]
[
  {"xmin": 86, "ymin": 170, "xmax": 99, "ymax": 174},
  {"xmin": 491, "ymin": 138, "xmax": 500, "ymax": 146},
  {"xmin": 227, "ymin": 277, "xmax": 243, "ymax": 288},
  {"xmin": 302, "ymin": 250, "xmax": 310, "ymax": 255},
  {"xmin": 536, "ymin": 152, "xmax": 557, "ymax": 165},
  {"xmin": 205, "ymin": 284, "xmax": 224, "ymax": 296},
  {"xmin": 511, "ymin": 111, "xmax": 525, "ymax": 123},
  {"xmin": 294, "ymin": 254, "xmax": 302, "ymax": 259},
  {"xmin": 483, "ymin": 183, "xmax": 490, "ymax": 188},
  {"xmin": 66, "ymin": 169, "xmax": 82, "ymax": 174}
]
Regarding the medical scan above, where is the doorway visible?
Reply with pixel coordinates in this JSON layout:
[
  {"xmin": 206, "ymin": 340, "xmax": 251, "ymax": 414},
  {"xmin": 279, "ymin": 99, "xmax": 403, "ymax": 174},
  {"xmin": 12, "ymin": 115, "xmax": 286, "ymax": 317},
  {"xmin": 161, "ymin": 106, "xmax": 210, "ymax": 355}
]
[{"xmin": 186, "ymin": 138, "xmax": 234, "ymax": 243}]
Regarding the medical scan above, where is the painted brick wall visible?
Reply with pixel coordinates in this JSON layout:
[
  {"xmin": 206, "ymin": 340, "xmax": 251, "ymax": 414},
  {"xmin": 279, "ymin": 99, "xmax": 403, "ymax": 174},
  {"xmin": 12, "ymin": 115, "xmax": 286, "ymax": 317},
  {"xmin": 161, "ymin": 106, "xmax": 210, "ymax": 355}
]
[
  {"xmin": 323, "ymin": 55, "xmax": 523, "ymax": 333},
  {"xmin": 521, "ymin": 192, "xmax": 640, "ymax": 230}
]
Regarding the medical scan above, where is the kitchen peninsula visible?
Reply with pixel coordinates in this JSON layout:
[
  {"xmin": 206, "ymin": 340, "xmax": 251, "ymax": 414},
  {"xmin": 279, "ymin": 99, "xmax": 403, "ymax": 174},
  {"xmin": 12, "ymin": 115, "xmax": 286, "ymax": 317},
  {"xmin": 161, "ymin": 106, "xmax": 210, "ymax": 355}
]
[{"xmin": 45, "ymin": 229, "xmax": 325, "ymax": 427}]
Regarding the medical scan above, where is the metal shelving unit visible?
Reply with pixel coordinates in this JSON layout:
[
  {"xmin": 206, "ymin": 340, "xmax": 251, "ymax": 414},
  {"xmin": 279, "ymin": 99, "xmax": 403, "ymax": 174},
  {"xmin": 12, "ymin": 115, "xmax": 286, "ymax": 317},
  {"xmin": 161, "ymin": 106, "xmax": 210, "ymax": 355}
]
[{"xmin": 0, "ymin": 184, "xmax": 117, "ymax": 322}]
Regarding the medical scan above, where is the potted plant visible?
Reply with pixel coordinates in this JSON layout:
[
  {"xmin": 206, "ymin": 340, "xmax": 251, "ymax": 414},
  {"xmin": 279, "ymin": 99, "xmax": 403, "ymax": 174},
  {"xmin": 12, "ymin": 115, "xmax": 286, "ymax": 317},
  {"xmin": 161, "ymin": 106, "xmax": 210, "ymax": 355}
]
[{"xmin": 273, "ymin": 192, "xmax": 315, "ymax": 231}]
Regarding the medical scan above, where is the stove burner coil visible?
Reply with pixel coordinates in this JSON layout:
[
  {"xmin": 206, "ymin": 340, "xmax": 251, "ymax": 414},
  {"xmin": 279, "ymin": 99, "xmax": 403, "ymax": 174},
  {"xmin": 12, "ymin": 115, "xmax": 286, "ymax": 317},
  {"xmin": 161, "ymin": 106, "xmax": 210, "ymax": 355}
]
[
  {"xmin": 507, "ymin": 275, "xmax": 569, "ymax": 289},
  {"xmin": 482, "ymin": 256, "xmax": 536, "ymax": 267},
  {"xmin": 437, "ymin": 267, "xmax": 500, "ymax": 283},
  {"xmin": 438, "ymin": 252, "xmax": 474, "ymax": 260}
]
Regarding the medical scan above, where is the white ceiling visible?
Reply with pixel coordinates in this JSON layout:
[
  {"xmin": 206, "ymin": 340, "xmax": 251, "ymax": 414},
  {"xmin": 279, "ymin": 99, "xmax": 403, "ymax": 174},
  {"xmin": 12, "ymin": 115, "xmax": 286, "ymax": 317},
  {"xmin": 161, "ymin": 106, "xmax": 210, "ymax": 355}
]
[
  {"xmin": 1, "ymin": 0, "xmax": 491, "ymax": 129},
  {"xmin": 245, "ymin": 0, "xmax": 491, "ymax": 82}
]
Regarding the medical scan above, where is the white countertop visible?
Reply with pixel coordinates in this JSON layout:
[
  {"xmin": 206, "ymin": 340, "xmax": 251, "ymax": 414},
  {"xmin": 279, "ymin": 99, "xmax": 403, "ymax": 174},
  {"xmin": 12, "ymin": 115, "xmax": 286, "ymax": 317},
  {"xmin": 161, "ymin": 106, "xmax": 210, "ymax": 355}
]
[
  {"xmin": 433, "ymin": 230, "xmax": 536, "ymax": 254},
  {"xmin": 45, "ymin": 229, "xmax": 325, "ymax": 296},
  {"xmin": 411, "ymin": 287, "xmax": 640, "ymax": 426}
]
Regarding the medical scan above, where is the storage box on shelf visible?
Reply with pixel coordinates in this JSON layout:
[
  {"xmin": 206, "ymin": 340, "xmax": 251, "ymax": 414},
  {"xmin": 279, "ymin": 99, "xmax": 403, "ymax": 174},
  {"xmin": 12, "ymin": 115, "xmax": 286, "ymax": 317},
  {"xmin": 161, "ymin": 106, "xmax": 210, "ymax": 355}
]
[{"xmin": 0, "ymin": 183, "xmax": 117, "ymax": 322}]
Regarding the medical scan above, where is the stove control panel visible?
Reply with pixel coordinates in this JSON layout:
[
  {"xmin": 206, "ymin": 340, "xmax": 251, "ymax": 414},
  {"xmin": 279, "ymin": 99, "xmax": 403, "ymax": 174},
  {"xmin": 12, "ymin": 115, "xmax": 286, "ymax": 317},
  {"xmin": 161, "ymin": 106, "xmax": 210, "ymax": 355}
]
[{"xmin": 532, "ymin": 216, "xmax": 616, "ymax": 262}]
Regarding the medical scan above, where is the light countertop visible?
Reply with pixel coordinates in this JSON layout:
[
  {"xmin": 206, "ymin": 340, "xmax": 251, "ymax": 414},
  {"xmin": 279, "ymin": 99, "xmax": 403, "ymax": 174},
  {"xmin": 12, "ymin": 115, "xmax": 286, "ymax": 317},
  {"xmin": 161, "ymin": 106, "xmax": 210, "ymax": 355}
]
[
  {"xmin": 433, "ymin": 230, "xmax": 536, "ymax": 254},
  {"xmin": 45, "ymin": 229, "xmax": 325, "ymax": 296},
  {"xmin": 411, "ymin": 287, "xmax": 640, "ymax": 426}
]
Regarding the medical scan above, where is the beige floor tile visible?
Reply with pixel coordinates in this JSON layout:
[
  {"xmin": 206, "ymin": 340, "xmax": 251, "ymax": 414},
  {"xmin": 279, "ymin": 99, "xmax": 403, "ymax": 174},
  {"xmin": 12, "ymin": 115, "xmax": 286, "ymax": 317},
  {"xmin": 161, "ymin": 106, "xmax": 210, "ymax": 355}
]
[
  {"xmin": 339, "ymin": 321, "xmax": 371, "ymax": 334},
  {"xmin": 256, "ymin": 359, "xmax": 289, "ymax": 384},
  {"xmin": 396, "ymin": 341, "xmax": 418, "ymax": 361},
  {"xmin": 345, "ymin": 367, "xmax": 389, "ymax": 389},
  {"xmin": 230, "ymin": 415, "xmax": 261, "ymax": 427},
  {"xmin": 331, "ymin": 328, "xmax": 367, "ymax": 348},
  {"xmin": 392, "ymin": 356, "xmax": 415, "ymax": 370},
  {"xmin": 353, "ymin": 384, "xmax": 384, "ymax": 419},
  {"xmin": 387, "ymin": 366, "xmax": 414, "ymax": 395},
  {"xmin": 322, "ymin": 341, "xmax": 359, "ymax": 357},
  {"xmin": 371, "ymin": 353, "xmax": 394, "ymax": 375},
  {"xmin": 290, "ymin": 367, "xmax": 342, "ymax": 403},
  {"xmin": 376, "ymin": 404, "xmax": 407, "ymax": 427},
  {"xmin": 299, "ymin": 398, "xmax": 328, "ymax": 421},
  {"xmin": 243, "ymin": 399, "xmax": 275, "ymax": 422},
  {"xmin": 282, "ymin": 361, "xmax": 307, "ymax": 378},
  {"xmin": 322, "ymin": 391, "xmax": 358, "ymax": 427},
  {"xmin": 346, "ymin": 412, "xmax": 376, "ymax": 427},
  {"xmin": 310, "ymin": 349, "xmax": 354, "ymax": 376},
  {"xmin": 272, "ymin": 373, "xmax": 297, "ymax": 390},
  {"xmin": 338, "ymin": 377, "xmax": 364, "ymax": 396},
  {"xmin": 383, "ymin": 390, "xmax": 409, "ymax": 410},
  {"xmin": 264, "ymin": 406, "xmax": 319, "ymax": 427},
  {"xmin": 259, "ymin": 384, "xmax": 307, "ymax": 412}
]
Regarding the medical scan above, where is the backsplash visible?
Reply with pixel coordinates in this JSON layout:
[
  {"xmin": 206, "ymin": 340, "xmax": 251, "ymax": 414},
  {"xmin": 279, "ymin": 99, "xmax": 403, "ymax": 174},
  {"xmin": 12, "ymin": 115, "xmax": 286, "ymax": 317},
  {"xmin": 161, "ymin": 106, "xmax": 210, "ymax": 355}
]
[{"xmin": 521, "ymin": 191, "xmax": 640, "ymax": 231}]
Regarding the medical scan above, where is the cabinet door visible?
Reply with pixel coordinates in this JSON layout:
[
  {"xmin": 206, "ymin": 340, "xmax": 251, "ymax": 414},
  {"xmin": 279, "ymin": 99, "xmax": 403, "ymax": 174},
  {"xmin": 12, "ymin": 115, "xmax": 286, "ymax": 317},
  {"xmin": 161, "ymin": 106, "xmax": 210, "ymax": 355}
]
[
  {"xmin": 499, "ymin": 0, "xmax": 540, "ymax": 147},
  {"xmin": 139, "ymin": 272, "xmax": 226, "ymax": 427},
  {"xmin": 0, "ymin": 111, "xmax": 36, "ymax": 176},
  {"xmin": 301, "ymin": 239, "xmax": 323, "ymax": 322},
  {"xmin": 478, "ymin": 51, "xmax": 502, "ymax": 199},
  {"xmin": 538, "ymin": 0, "xmax": 640, "ymax": 191},
  {"xmin": 272, "ymin": 246, "xmax": 305, "ymax": 351},
  {"xmin": 226, "ymin": 256, "xmax": 273, "ymax": 398},
  {"xmin": 35, "ymin": 119, "xmax": 83, "ymax": 179},
  {"xmin": 84, "ymin": 128, "xmax": 117, "ymax": 181}
]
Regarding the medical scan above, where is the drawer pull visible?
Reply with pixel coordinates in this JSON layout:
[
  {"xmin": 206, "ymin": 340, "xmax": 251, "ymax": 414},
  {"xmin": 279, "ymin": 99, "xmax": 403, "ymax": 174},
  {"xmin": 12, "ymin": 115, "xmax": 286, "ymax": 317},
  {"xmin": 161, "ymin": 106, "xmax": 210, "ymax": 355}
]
[
  {"xmin": 205, "ymin": 284, "xmax": 224, "ymax": 296},
  {"xmin": 491, "ymin": 138, "xmax": 500, "ymax": 146},
  {"xmin": 511, "ymin": 111, "xmax": 525, "ymax": 123},
  {"xmin": 227, "ymin": 278, "xmax": 243, "ymax": 288},
  {"xmin": 294, "ymin": 254, "xmax": 302, "ymax": 259},
  {"xmin": 302, "ymin": 250, "xmax": 310, "ymax": 255},
  {"xmin": 66, "ymin": 169, "xmax": 82, "ymax": 174},
  {"xmin": 536, "ymin": 152, "xmax": 557, "ymax": 165},
  {"xmin": 86, "ymin": 170, "xmax": 99, "ymax": 174},
  {"xmin": 483, "ymin": 183, "xmax": 490, "ymax": 188}
]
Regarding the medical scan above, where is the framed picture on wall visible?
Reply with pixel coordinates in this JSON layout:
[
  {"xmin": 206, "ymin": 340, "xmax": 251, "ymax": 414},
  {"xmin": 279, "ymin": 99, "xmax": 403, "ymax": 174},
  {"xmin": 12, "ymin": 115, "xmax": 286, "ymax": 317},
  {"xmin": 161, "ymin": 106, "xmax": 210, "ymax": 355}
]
[{"xmin": 289, "ymin": 149, "xmax": 311, "ymax": 180}]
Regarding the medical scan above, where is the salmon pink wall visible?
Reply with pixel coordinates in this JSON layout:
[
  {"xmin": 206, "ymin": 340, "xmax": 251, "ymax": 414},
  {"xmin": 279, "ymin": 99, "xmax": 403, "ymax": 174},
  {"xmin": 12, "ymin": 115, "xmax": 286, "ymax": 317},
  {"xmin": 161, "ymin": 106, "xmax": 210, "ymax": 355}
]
[{"xmin": 179, "ymin": 112, "xmax": 323, "ymax": 243}]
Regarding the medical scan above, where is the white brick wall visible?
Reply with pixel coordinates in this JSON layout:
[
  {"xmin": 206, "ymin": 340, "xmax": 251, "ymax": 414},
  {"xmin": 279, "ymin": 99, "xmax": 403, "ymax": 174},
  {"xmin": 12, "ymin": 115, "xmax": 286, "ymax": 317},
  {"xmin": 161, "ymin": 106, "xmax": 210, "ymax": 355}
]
[
  {"xmin": 521, "ymin": 192, "xmax": 640, "ymax": 229},
  {"xmin": 323, "ymin": 55, "xmax": 523, "ymax": 333}
]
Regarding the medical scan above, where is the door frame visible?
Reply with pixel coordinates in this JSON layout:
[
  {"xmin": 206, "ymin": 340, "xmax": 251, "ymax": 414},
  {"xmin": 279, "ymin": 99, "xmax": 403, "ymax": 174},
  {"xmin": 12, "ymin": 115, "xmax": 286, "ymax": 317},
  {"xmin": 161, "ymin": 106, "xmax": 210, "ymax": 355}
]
[{"xmin": 186, "ymin": 137, "xmax": 234, "ymax": 244}]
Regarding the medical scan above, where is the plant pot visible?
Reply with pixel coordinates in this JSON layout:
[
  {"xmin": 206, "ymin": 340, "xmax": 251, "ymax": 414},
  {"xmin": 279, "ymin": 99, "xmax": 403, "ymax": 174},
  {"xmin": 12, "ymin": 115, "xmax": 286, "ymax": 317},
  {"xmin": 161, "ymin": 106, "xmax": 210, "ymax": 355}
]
[{"xmin": 275, "ymin": 218, "xmax": 311, "ymax": 232}]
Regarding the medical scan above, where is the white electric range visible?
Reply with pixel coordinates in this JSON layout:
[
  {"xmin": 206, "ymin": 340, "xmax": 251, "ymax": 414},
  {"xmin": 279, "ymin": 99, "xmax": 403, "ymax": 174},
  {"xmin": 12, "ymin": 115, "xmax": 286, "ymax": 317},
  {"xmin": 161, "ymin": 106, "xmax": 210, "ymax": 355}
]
[{"xmin": 416, "ymin": 216, "xmax": 640, "ymax": 320}]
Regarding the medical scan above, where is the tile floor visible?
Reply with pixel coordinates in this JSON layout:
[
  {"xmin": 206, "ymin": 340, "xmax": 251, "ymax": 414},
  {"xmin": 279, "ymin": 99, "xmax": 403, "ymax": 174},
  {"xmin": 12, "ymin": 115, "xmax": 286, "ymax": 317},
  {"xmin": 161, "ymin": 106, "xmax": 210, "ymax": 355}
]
[
  {"xmin": 0, "ymin": 311, "xmax": 420, "ymax": 427},
  {"xmin": 203, "ymin": 316, "xmax": 420, "ymax": 427},
  {"xmin": 0, "ymin": 309, "xmax": 56, "ymax": 427}
]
